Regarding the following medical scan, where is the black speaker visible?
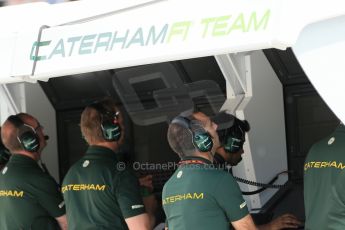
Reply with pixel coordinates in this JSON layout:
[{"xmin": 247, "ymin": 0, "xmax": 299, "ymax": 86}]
[
  {"xmin": 171, "ymin": 116, "xmax": 213, "ymax": 152},
  {"xmin": 7, "ymin": 115, "xmax": 40, "ymax": 152},
  {"xmin": 89, "ymin": 103, "xmax": 121, "ymax": 141}
]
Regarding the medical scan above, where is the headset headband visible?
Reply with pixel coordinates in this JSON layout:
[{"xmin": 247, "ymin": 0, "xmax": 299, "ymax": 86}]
[{"xmin": 8, "ymin": 115, "xmax": 24, "ymax": 128}]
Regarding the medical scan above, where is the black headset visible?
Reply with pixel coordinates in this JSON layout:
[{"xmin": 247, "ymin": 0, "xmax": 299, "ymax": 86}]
[
  {"xmin": 7, "ymin": 115, "xmax": 40, "ymax": 152},
  {"xmin": 171, "ymin": 115, "xmax": 213, "ymax": 152},
  {"xmin": 217, "ymin": 116, "xmax": 250, "ymax": 154},
  {"xmin": 89, "ymin": 103, "xmax": 122, "ymax": 142}
]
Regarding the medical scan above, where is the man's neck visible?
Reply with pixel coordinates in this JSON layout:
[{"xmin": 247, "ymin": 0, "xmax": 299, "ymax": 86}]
[
  {"xmin": 216, "ymin": 147, "xmax": 228, "ymax": 160},
  {"xmin": 91, "ymin": 141, "xmax": 118, "ymax": 152},
  {"xmin": 195, "ymin": 151, "xmax": 214, "ymax": 162},
  {"xmin": 14, "ymin": 151, "xmax": 39, "ymax": 161},
  {"xmin": 213, "ymin": 152, "xmax": 226, "ymax": 165}
]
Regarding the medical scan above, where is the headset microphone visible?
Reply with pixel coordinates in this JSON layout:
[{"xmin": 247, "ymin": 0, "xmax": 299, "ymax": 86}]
[{"xmin": 44, "ymin": 135, "xmax": 49, "ymax": 140}]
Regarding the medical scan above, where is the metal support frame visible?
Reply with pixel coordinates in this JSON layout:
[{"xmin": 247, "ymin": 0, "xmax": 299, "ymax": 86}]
[{"xmin": 215, "ymin": 52, "xmax": 252, "ymax": 114}]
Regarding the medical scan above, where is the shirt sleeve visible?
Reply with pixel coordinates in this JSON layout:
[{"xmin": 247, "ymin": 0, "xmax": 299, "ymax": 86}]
[
  {"xmin": 214, "ymin": 173, "xmax": 249, "ymax": 222},
  {"xmin": 115, "ymin": 170, "xmax": 146, "ymax": 218},
  {"xmin": 33, "ymin": 172, "xmax": 66, "ymax": 218}
]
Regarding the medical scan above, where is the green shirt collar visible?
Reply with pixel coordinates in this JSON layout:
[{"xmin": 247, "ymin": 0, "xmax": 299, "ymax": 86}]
[
  {"xmin": 85, "ymin": 145, "xmax": 118, "ymax": 161},
  {"xmin": 8, "ymin": 154, "xmax": 38, "ymax": 166},
  {"xmin": 180, "ymin": 156, "xmax": 213, "ymax": 165}
]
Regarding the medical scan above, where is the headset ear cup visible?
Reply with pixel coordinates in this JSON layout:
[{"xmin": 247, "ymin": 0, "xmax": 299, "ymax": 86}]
[
  {"xmin": 101, "ymin": 122, "xmax": 121, "ymax": 141},
  {"xmin": 171, "ymin": 115, "xmax": 214, "ymax": 153},
  {"xmin": 189, "ymin": 120, "xmax": 214, "ymax": 153},
  {"xmin": 224, "ymin": 136, "xmax": 242, "ymax": 153},
  {"xmin": 89, "ymin": 102, "xmax": 122, "ymax": 142},
  {"xmin": 19, "ymin": 131, "xmax": 40, "ymax": 152},
  {"xmin": 193, "ymin": 132, "xmax": 213, "ymax": 152},
  {"xmin": 223, "ymin": 124, "xmax": 246, "ymax": 153}
]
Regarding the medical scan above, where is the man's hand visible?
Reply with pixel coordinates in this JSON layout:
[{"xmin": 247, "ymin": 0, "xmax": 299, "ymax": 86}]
[{"xmin": 259, "ymin": 213, "xmax": 301, "ymax": 230}]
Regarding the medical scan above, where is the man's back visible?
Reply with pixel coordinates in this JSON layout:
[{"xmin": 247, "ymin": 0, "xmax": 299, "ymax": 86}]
[
  {"xmin": 62, "ymin": 146, "xmax": 145, "ymax": 230},
  {"xmin": 0, "ymin": 154, "xmax": 64, "ymax": 230},
  {"xmin": 304, "ymin": 125, "xmax": 345, "ymax": 230},
  {"xmin": 162, "ymin": 157, "xmax": 248, "ymax": 230}
]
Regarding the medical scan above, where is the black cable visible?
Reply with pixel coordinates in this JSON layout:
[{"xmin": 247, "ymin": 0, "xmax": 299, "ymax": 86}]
[{"xmin": 233, "ymin": 171, "xmax": 291, "ymax": 195}]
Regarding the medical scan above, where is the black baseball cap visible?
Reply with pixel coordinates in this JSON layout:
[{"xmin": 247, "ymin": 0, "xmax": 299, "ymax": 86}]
[{"xmin": 212, "ymin": 111, "xmax": 250, "ymax": 131}]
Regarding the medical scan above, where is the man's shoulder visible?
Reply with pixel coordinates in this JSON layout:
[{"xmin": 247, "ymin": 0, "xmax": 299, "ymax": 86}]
[
  {"xmin": 66, "ymin": 157, "xmax": 116, "ymax": 171},
  {"xmin": 163, "ymin": 166, "xmax": 229, "ymax": 188},
  {"xmin": 2, "ymin": 164, "xmax": 45, "ymax": 180},
  {"xmin": 306, "ymin": 136, "xmax": 332, "ymax": 157},
  {"xmin": 62, "ymin": 160, "xmax": 84, "ymax": 183},
  {"xmin": 63, "ymin": 159, "xmax": 129, "ymax": 182},
  {"xmin": 64, "ymin": 160, "xmax": 81, "ymax": 174},
  {"xmin": 196, "ymin": 165, "xmax": 230, "ymax": 177},
  {"xmin": 307, "ymin": 130, "xmax": 345, "ymax": 159},
  {"xmin": 0, "ymin": 167, "xmax": 57, "ymax": 194}
]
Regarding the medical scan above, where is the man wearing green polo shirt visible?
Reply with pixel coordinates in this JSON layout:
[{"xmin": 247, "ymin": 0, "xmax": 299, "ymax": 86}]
[
  {"xmin": 213, "ymin": 112, "xmax": 300, "ymax": 230},
  {"xmin": 163, "ymin": 111, "xmax": 301, "ymax": 230},
  {"xmin": 163, "ymin": 111, "xmax": 257, "ymax": 230},
  {"xmin": 0, "ymin": 113, "xmax": 67, "ymax": 230},
  {"xmin": 304, "ymin": 123, "xmax": 345, "ymax": 230},
  {"xmin": 62, "ymin": 99, "xmax": 151, "ymax": 230}
]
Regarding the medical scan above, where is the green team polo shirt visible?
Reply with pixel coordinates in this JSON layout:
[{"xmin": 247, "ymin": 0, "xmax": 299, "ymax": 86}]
[
  {"xmin": 162, "ymin": 156, "xmax": 249, "ymax": 230},
  {"xmin": 326, "ymin": 169, "xmax": 345, "ymax": 229},
  {"xmin": 62, "ymin": 146, "xmax": 145, "ymax": 230},
  {"xmin": 304, "ymin": 125, "xmax": 345, "ymax": 230},
  {"xmin": 0, "ymin": 154, "xmax": 65, "ymax": 230}
]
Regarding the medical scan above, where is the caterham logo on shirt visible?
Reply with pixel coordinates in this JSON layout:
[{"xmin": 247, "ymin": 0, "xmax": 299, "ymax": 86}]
[
  {"xmin": 304, "ymin": 161, "xmax": 345, "ymax": 171},
  {"xmin": 163, "ymin": 192, "xmax": 204, "ymax": 205},
  {"xmin": 0, "ymin": 190, "xmax": 24, "ymax": 197},
  {"xmin": 62, "ymin": 184, "xmax": 106, "ymax": 193}
]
